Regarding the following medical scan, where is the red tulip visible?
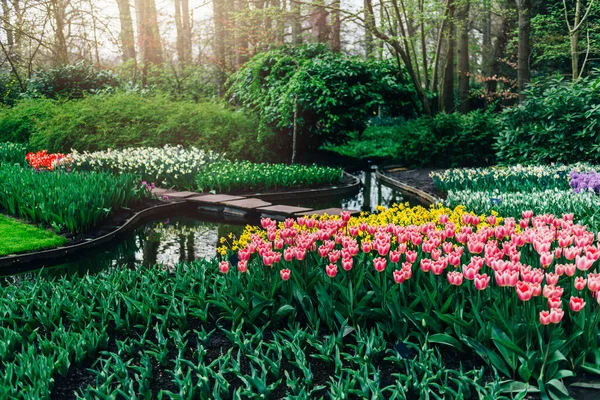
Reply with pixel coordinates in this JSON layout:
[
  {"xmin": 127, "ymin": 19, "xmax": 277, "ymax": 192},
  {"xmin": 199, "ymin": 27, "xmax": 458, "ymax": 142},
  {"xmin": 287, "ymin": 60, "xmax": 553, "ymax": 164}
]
[
  {"xmin": 569, "ymin": 296, "xmax": 586, "ymax": 312},
  {"xmin": 280, "ymin": 269, "xmax": 291, "ymax": 281}
]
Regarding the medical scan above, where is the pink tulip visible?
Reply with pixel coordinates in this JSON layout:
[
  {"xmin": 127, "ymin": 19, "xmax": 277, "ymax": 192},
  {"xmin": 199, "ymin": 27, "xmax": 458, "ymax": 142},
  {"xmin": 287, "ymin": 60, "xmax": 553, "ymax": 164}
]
[
  {"xmin": 531, "ymin": 283, "xmax": 542, "ymax": 297},
  {"xmin": 545, "ymin": 272, "xmax": 559, "ymax": 285},
  {"xmin": 516, "ymin": 281, "xmax": 533, "ymax": 301},
  {"xmin": 219, "ymin": 261, "xmax": 230, "ymax": 274},
  {"xmin": 341, "ymin": 211, "xmax": 351, "ymax": 222},
  {"xmin": 402, "ymin": 262, "xmax": 413, "ymax": 280},
  {"xmin": 283, "ymin": 247, "xmax": 295, "ymax": 262},
  {"xmin": 342, "ymin": 258, "xmax": 353, "ymax": 271},
  {"xmin": 473, "ymin": 273, "xmax": 489, "ymax": 290},
  {"xmin": 406, "ymin": 251, "xmax": 417, "ymax": 263},
  {"xmin": 439, "ymin": 214, "xmax": 449, "ymax": 224},
  {"xmin": 540, "ymin": 310, "xmax": 551, "ymax": 325},
  {"xmin": 548, "ymin": 296, "xmax": 562, "ymax": 309},
  {"xmin": 238, "ymin": 248, "xmax": 251, "ymax": 262},
  {"xmin": 447, "ymin": 271, "xmax": 463, "ymax": 286},
  {"xmin": 361, "ymin": 241, "xmax": 372, "ymax": 253},
  {"xmin": 550, "ymin": 308, "xmax": 564, "ymax": 324},
  {"xmin": 237, "ymin": 260, "xmax": 248, "ymax": 273},
  {"xmin": 295, "ymin": 248, "xmax": 306, "ymax": 261},
  {"xmin": 280, "ymin": 269, "xmax": 291, "ymax": 281},
  {"xmin": 522, "ymin": 210, "xmax": 534, "ymax": 219},
  {"xmin": 326, "ymin": 263, "xmax": 338, "ymax": 278},
  {"xmin": 575, "ymin": 277, "xmax": 587, "ymax": 291},
  {"xmin": 564, "ymin": 263, "xmax": 576, "ymax": 276},
  {"xmin": 393, "ymin": 270, "xmax": 405, "ymax": 284},
  {"xmin": 390, "ymin": 250, "xmax": 401, "ymax": 263},
  {"xmin": 539, "ymin": 252, "xmax": 554, "ymax": 268},
  {"xmin": 328, "ymin": 250, "xmax": 341, "ymax": 263},
  {"xmin": 420, "ymin": 259, "xmax": 432, "ymax": 273},
  {"xmin": 431, "ymin": 260, "xmax": 446, "ymax": 275},
  {"xmin": 569, "ymin": 296, "xmax": 586, "ymax": 312},
  {"xmin": 576, "ymin": 255, "xmax": 594, "ymax": 271},
  {"xmin": 374, "ymin": 257, "xmax": 387, "ymax": 272}
]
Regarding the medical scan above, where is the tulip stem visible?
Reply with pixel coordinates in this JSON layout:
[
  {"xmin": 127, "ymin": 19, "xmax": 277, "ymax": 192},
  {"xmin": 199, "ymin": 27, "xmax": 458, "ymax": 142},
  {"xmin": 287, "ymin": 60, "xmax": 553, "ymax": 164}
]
[{"xmin": 540, "ymin": 329, "xmax": 553, "ymax": 382}]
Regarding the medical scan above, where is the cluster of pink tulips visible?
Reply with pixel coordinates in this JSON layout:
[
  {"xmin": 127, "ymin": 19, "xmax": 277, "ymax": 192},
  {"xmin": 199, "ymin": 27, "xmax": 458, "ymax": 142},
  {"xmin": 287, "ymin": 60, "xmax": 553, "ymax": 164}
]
[{"xmin": 220, "ymin": 210, "xmax": 600, "ymax": 325}]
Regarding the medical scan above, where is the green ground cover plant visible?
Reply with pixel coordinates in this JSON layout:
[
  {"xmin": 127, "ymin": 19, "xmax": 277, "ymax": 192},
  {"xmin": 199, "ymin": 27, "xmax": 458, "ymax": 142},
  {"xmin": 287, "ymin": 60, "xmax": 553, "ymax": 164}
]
[
  {"xmin": 0, "ymin": 214, "xmax": 66, "ymax": 256},
  {"xmin": 0, "ymin": 164, "xmax": 144, "ymax": 233},
  {"xmin": 195, "ymin": 161, "xmax": 343, "ymax": 193}
]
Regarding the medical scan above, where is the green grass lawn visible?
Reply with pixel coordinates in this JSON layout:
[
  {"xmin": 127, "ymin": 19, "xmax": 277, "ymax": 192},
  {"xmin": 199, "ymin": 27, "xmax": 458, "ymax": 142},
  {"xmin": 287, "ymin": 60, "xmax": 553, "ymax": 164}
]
[{"xmin": 0, "ymin": 214, "xmax": 66, "ymax": 256}]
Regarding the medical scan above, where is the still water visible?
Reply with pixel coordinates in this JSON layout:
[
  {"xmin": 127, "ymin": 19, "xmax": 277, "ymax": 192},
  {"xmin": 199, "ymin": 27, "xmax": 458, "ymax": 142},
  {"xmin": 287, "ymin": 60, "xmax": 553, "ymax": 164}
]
[{"xmin": 2, "ymin": 168, "xmax": 423, "ymax": 279}]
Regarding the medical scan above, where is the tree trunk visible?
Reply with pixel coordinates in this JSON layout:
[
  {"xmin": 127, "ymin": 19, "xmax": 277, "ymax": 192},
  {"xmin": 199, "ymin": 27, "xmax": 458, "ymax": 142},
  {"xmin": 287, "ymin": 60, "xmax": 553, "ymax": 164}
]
[
  {"xmin": 291, "ymin": 0, "xmax": 302, "ymax": 45},
  {"xmin": 487, "ymin": 7, "xmax": 512, "ymax": 95},
  {"xmin": 364, "ymin": 0, "xmax": 375, "ymax": 57},
  {"xmin": 456, "ymin": 0, "xmax": 470, "ymax": 113},
  {"xmin": 234, "ymin": 0, "xmax": 248, "ymax": 66},
  {"xmin": 174, "ymin": 0, "xmax": 185, "ymax": 63},
  {"xmin": 2, "ymin": 0, "xmax": 13, "ymax": 48},
  {"xmin": 331, "ymin": 0, "xmax": 341, "ymax": 51},
  {"xmin": 419, "ymin": 0, "xmax": 429, "ymax": 88},
  {"xmin": 441, "ymin": 0, "xmax": 456, "ymax": 113},
  {"xmin": 50, "ymin": 0, "xmax": 69, "ymax": 65},
  {"xmin": 181, "ymin": 0, "xmax": 192, "ymax": 64},
  {"xmin": 516, "ymin": 0, "xmax": 531, "ymax": 101},
  {"xmin": 481, "ymin": 0, "xmax": 492, "ymax": 84},
  {"xmin": 213, "ymin": 0, "xmax": 228, "ymax": 94},
  {"xmin": 311, "ymin": 0, "xmax": 330, "ymax": 44},
  {"xmin": 116, "ymin": 0, "xmax": 138, "ymax": 63},
  {"xmin": 136, "ymin": 0, "xmax": 163, "ymax": 67}
]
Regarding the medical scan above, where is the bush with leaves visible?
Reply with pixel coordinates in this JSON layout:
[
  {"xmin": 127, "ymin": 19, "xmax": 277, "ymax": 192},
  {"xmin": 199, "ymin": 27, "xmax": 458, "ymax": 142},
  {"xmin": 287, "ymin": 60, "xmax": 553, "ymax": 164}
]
[
  {"xmin": 228, "ymin": 44, "xmax": 418, "ymax": 156},
  {"xmin": 324, "ymin": 110, "xmax": 498, "ymax": 167},
  {"xmin": 495, "ymin": 72, "xmax": 600, "ymax": 164},
  {"xmin": 25, "ymin": 62, "xmax": 120, "ymax": 100}
]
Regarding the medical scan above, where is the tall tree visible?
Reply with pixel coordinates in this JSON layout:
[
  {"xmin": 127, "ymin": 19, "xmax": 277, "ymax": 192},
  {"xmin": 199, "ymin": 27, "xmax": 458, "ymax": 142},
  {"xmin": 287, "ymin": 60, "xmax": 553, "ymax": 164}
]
[
  {"xmin": 331, "ymin": 0, "xmax": 341, "ymax": 51},
  {"xmin": 563, "ymin": 0, "xmax": 597, "ymax": 80},
  {"xmin": 311, "ymin": 0, "xmax": 330, "ymax": 44},
  {"xmin": 181, "ymin": 0, "xmax": 192, "ymax": 63},
  {"xmin": 116, "ymin": 0, "xmax": 137, "ymax": 62},
  {"xmin": 440, "ymin": 0, "xmax": 456, "ymax": 113},
  {"xmin": 515, "ymin": 0, "xmax": 531, "ymax": 101},
  {"xmin": 136, "ymin": 0, "xmax": 164, "ymax": 67},
  {"xmin": 456, "ymin": 0, "xmax": 470, "ymax": 113},
  {"xmin": 48, "ymin": 0, "xmax": 69, "ymax": 65}
]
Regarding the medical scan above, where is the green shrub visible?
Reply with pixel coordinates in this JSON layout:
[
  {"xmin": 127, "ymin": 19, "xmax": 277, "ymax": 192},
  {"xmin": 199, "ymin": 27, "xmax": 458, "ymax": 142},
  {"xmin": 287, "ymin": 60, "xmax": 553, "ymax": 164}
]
[
  {"xmin": 0, "ymin": 164, "xmax": 143, "ymax": 232},
  {"xmin": 25, "ymin": 62, "xmax": 120, "ymax": 100},
  {"xmin": 0, "ymin": 93, "xmax": 276, "ymax": 161},
  {"xmin": 495, "ymin": 73, "xmax": 600, "ymax": 164},
  {"xmin": 0, "ymin": 142, "xmax": 28, "ymax": 165},
  {"xmin": 228, "ymin": 44, "xmax": 417, "ymax": 154},
  {"xmin": 195, "ymin": 161, "xmax": 342, "ymax": 193},
  {"xmin": 0, "ymin": 72, "xmax": 24, "ymax": 106},
  {"xmin": 324, "ymin": 110, "xmax": 498, "ymax": 167}
]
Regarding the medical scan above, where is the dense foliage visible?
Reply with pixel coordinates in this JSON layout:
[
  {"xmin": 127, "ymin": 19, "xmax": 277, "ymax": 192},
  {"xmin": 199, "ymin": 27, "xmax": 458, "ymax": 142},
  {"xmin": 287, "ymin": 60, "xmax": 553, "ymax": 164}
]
[
  {"xmin": 496, "ymin": 73, "xmax": 600, "ymax": 164},
  {"xmin": 324, "ymin": 110, "xmax": 498, "ymax": 167},
  {"xmin": 195, "ymin": 161, "xmax": 342, "ymax": 193},
  {"xmin": 0, "ymin": 164, "xmax": 144, "ymax": 232},
  {"xmin": 0, "ymin": 93, "xmax": 276, "ymax": 161},
  {"xmin": 228, "ymin": 44, "xmax": 417, "ymax": 155},
  {"xmin": 25, "ymin": 62, "xmax": 120, "ymax": 100}
]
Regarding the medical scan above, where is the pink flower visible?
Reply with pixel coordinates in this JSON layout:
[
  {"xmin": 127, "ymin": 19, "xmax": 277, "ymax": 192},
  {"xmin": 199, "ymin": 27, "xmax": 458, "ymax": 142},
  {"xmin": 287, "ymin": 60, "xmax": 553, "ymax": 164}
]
[
  {"xmin": 284, "ymin": 247, "xmax": 295, "ymax": 262},
  {"xmin": 574, "ymin": 277, "xmax": 587, "ymax": 291},
  {"xmin": 238, "ymin": 248, "xmax": 251, "ymax": 262},
  {"xmin": 326, "ymin": 263, "xmax": 338, "ymax": 278},
  {"xmin": 463, "ymin": 264, "xmax": 478, "ymax": 280},
  {"xmin": 328, "ymin": 250, "xmax": 341, "ymax": 263},
  {"xmin": 374, "ymin": 257, "xmax": 387, "ymax": 272},
  {"xmin": 341, "ymin": 211, "xmax": 351, "ymax": 222},
  {"xmin": 569, "ymin": 296, "xmax": 586, "ymax": 312},
  {"xmin": 361, "ymin": 241, "xmax": 372, "ymax": 253},
  {"xmin": 576, "ymin": 255, "xmax": 594, "ymax": 271},
  {"xmin": 393, "ymin": 270, "xmax": 405, "ymax": 284},
  {"xmin": 550, "ymin": 308, "xmax": 564, "ymax": 324},
  {"xmin": 539, "ymin": 310, "xmax": 551, "ymax": 325},
  {"xmin": 237, "ymin": 260, "xmax": 248, "ymax": 273},
  {"xmin": 431, "ymin": 260, "xmax": 446, "ymax": 275},
  {"xmin": 545, "ymin": 272, "xmax": 559, "ymax": 285},
  {"xmin": 295, "ymin": 248, "xmax": 306, "ymax": 261},
  {"xmin": 548, "ymin": 296, "xmax": 562, "ymax": 309},
  {"xmin": 219, "ymin": 261, "xmax": 230, "ymax": 274},
  {"xmin": 420, "ymin": 259, "xmax": 432, "ymax": 272},
  {"xmin": 389, "ymin": 250, "xmax": 401, "ymax": 263},
  {"xmin": 474, "ymin": 273, "xmax": 490, "ymax": 290},
  {"xmin": 447, "ymin": 271, "xmax": 463, "ymax": 286},
  {"xmin": 341, "ymin": 257, "xmax": 353, "ymax": 271},
  {"xmin": 280, "ymin": 269, "xmax": 291, "ymax": 281},
  {"xmin": 539, "ymin": 252, "xmax": 554, "ymax": 268},
  {"xmin": 516, "ymin": 281, "xmax": 533, "ymax": 301},
  {"xmin": 439, "ymin": 214, "xmax": 449, "ymax": 224},
  {"xmin": 522, "ymin": 210, "xmax": 534, "ymax": 219},
  {"xmin": 402, "ymin": 262, "xmax": 413, "ymax": 280},
  {"xmin": 406, "ymin": 250, "xmax": 417, "ymax": 263},
  {"xmin": 486, "ymin": 215, "xmax": 497, "ymax": 225}
]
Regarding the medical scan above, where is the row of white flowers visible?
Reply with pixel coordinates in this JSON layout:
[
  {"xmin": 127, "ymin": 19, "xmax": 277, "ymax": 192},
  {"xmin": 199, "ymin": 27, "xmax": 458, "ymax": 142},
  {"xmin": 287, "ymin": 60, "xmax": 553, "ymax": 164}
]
[
  {"xmin": 431, "ymin": 163, "xmax": 597, "ymax": 192},
  {"xmin": 59, "ymin": 145, "xmax": 224, "ymax": 189},
  {"xmin": 444, "ymin": 188, "xmax": 600, "ymax": 232}
]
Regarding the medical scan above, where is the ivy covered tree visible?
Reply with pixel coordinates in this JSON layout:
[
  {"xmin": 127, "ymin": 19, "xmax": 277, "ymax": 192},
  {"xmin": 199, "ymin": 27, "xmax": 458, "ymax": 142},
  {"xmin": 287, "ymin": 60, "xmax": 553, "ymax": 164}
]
[{"xmin": 227, "ymin": 44, "xmax": 418, "ymax": 162}]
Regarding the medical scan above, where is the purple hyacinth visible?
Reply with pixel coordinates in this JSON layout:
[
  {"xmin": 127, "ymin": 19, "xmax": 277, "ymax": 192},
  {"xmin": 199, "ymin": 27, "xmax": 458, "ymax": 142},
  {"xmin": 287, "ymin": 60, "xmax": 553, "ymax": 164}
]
[{"xmin": 569, "ymin": 171, "xmax": 600, "ymax": 193}]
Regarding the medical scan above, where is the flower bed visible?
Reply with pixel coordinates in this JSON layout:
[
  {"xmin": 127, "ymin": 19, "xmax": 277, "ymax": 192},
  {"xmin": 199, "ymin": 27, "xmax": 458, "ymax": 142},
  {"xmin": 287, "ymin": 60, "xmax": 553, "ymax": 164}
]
[
  {"xmin": 220, "ymin": 206, "xmax": 600, "ymax": 397},
  {"xmin": 61, "ymin": 145, "xmax": 224, "ymax": 189},
  {"xmin": 0, "ymin": 164, "xmax": 145, "ymax": 233},
  {"xmin": 0, "ymin": 142, "xmax": 28, "ymax": 166},
  {"xmin": 195, "ymin": 160, "xmax": 342, "ymax": 193}
]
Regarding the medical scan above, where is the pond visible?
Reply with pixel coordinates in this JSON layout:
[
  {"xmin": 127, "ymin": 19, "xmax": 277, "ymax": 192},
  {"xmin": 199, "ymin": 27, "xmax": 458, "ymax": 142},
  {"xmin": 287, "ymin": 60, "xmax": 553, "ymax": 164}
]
[{"xmin": 2, "ymin": 167, "xmax": 425, "ymax": 279}]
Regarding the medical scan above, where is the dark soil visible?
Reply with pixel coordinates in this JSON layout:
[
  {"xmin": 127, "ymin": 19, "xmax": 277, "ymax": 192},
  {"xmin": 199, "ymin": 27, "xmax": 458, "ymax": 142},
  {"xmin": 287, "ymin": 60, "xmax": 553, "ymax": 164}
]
[{"xmin": 382, "ymin": 167, "xmax": 447, "ymax": 199}]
